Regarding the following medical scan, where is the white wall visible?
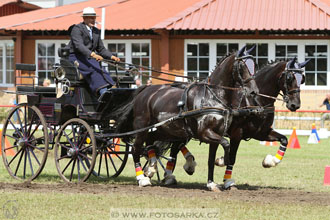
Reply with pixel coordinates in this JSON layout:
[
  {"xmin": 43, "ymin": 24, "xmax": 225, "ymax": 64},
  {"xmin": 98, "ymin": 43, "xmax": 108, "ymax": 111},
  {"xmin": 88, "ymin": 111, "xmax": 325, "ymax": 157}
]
[{"xmin": 23, "ymin": 0, "xmax": 88, "ymax": 8}]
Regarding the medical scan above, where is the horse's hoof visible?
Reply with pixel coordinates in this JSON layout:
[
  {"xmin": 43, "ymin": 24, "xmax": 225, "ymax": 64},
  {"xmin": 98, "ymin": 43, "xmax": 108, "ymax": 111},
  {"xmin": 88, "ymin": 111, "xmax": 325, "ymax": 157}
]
[
  {"xmin": 223, "ymin": 179, "xmax": 236, "ymax": 190},
  {"xmin": 138, "ymin": 176, "xmax": 152, "ymax": 187},
  {"xmin": 163, "ymin": 174, "xmax": 177, "ymax": 186},
  {"xmin": 183, "ymin": 156, "xmax": 197, "ymax": 175},
  {"xmin": 262, "ymin": 154, "xmax": 276, "ymax": 168},
  {"xmin": 144, "ymin": 163, "xmax": 157, "ymax": 178},
  {"xmin": 215, "ymin": 157, "xmax": 225, "ymax": 167},
  {"xmin": 206, "ymin": 181, "xmax": 221, "ymax": 192}
]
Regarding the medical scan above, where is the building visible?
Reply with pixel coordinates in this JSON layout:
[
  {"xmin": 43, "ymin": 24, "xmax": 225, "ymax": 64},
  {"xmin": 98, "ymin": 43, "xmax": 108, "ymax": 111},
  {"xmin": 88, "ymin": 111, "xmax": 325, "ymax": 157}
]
[
  {"xmin": 0, "ymin": 0, "xmax": 40, "ymax": 17},
  {"xmin": 0, "ymin": 0, "xmax": 329, "ymax": 109}
]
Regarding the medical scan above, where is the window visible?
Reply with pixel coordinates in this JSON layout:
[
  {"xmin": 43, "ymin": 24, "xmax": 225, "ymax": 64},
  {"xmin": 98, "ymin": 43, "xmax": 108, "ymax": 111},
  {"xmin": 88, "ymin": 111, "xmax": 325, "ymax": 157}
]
[
  {"xmin": 132, "ymin": 43, "xmax": 150, "ymax": 84},
  {"xmin": 187, "ymin": 43, "xmax": 209, "ymax": 79},
  {"xmin": 37, "ymin": 42, "xmax": 55, "ymax": 85},
  {"xmin": 216, "ymin": 43, "xmax": 238, "ymax": 62},
  {"xmin": 185, "ymin": 40, "xmax": 329, "ymax": 89},
  {"xmin": 107, "ymin": 43, "xmax": 126, "ymax": 75},
  {"xmin": 0, "ymin": 41, "xmax": 14, "ymax": 86},
  {"xmin": 246, "ymin": 43, "xmax": 268, "ymax": 70},
  {"xmin": 106, "ymin": 41, "xmax": 151, "ymax": 84},
  {"xmin": 304, "ymin": 45, "xmax": 328, "ymax": 86},
  {"xmin": 36, "ymin": 40, "xmax": 68, "ymax": 85},
  {"xmin": 275, "ymin": 45, "xmax": 298, "ymax": 61}
]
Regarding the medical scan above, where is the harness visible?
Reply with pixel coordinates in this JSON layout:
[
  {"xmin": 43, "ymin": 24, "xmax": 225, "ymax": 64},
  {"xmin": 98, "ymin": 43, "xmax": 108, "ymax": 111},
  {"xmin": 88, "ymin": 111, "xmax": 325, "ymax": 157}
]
[
  {"xmin": 94, "ymin": 58, "xmax": 302, "ymax": 140},
  {"xmin": 278, "ymin": 68, "xmax": 303, "ymax": 103}
]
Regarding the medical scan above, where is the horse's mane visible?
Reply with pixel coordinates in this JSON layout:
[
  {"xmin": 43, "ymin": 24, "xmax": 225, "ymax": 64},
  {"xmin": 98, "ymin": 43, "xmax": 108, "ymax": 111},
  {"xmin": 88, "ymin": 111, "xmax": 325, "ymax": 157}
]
[
  {"xmin": 210, "ymin": 52, "xmax": 234, "ymax": 74},
  {"xmin": 254, "ymin": 60, "xmax": 283, "ymax": 77}
]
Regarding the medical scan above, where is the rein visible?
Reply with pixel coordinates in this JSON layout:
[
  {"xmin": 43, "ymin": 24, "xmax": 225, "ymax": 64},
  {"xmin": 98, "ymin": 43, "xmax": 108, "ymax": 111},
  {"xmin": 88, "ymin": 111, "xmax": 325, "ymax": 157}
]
[
  {"xmin": 101, "ymin": 105, "xmax": 273, "ymax": 139},
  {"xmin": 254, "ymin": 67, "xmax": 304, "ymax": 104},
  {"xmin": 105, "ymin": 60, "xmax": 187, "ymax": 83},
  {"xmin": 104, "ymin": 58, "xmax": 298, "ymax": 105},
  {"xmin": 103, "ymin": 59, "xmax": 197, "ymax": 81},
  {"xmin": 104, "ymin": 59, "xmax": 250, "ymax": 93},
  {"xmin": 255, "ymin": 93, "xmax": 284, "ymax": 102}
]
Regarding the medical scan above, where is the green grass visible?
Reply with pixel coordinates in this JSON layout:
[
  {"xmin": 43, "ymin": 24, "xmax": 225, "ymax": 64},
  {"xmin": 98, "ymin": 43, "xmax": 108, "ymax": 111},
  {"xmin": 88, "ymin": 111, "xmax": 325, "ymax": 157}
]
[
  {"xmin": 1, "ymin": 191, "xmax": 329, "ymax": 220},
  {"xmin": 1, "ymin": 136, "xmax": 330, "ymax": 219}
]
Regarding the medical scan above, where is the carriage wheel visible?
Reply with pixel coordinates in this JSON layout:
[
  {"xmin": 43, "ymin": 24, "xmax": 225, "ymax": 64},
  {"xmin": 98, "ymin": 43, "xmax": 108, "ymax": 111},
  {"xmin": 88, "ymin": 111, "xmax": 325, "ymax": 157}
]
[
  {"xmin": 54, "ymin": 118, "xmax": 96, "ymax": 183},
  {"xmin": 1, "ymin": 103, "xmax": 49, "ymax": 181},
  {"xmin": 91, "ymin": 138, "xmax": 130, "ymax": 179}
]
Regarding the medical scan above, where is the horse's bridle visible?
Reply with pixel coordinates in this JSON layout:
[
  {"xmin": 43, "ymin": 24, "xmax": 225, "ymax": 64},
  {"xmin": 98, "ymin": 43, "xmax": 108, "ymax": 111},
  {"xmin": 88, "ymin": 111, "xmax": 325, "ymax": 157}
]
[
  {"xmin": 278, "ymin": 68, "xmax": 304, "ymax": 103},
  {"xmin": 234, "ymin": 55, "xmax": 256, "ymax": 86},
  {"xmin": 232, "ymin": 55, "xmax": 261, "ymax": 107}
]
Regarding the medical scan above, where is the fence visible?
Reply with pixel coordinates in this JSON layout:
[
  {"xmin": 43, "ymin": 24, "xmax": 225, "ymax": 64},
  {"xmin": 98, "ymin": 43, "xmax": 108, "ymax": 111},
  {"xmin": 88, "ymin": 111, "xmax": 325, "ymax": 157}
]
[{"xmin": 274, "ymin": 110, "xmax": 330, "ymax": 130}]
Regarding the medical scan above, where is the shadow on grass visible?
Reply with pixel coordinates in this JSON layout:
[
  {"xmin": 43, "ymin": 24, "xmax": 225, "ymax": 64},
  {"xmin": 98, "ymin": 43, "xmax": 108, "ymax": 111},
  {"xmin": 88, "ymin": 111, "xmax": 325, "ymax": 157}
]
[
  {"xmin": 32, "ymin": 173, "xmax": 137, "ymax": 184},
  {"xmin": 160, "ymin": 182, "xmax": 292, "ymax": 191},
  {"xmin": 17, "ymin": 173, "xmax": 293, "ymax": 192},
  {"xmin": 232, "ymin": 183, "xmax": 293, "ymax": 191}
]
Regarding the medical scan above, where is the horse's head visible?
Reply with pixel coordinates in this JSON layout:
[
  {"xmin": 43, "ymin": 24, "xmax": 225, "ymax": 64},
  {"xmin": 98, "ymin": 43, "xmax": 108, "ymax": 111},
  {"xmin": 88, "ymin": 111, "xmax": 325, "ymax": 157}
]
[
  {"xmin": 208, "ymin": 53, "xmax": 236, "ymax": 86},
  {"xmin": 278, "ymin": 57, "xmax": 309, "ymax": 111},
  {"xmin": 233, "ymin": 46, "xmax": 259, "ymax": 96}
]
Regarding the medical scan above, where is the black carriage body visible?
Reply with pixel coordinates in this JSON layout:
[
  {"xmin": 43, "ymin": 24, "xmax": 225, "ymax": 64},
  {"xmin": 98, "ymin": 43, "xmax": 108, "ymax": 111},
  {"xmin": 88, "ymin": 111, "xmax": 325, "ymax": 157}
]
[
  {"xmin": 26, "ymin": 89, "xmax": 76, "ymax": 125},
  {"xmin": 2, "ymin": 54, "xmax": 135, "ymax": 183}
]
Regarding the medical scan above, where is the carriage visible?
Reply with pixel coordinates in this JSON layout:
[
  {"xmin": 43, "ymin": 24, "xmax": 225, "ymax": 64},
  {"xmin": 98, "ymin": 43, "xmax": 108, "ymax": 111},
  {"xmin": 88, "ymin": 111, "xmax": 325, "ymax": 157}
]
[{"xmin": 0, "ymin": 48, "xmax": 142, "ymax": 183}]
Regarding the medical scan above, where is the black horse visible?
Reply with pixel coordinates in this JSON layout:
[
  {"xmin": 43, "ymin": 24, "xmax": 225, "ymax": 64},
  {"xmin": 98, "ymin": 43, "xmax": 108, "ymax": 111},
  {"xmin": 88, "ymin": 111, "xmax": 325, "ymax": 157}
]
[
  {"xmin": 156, "ymin": 47, "xmax": 259, "ymax": 190},
  {"xmin": 213, "ymin": 57, "xmax": 309, "ymax": 189},
  {"xmin": 116, "ymin": 48, "xmax": 259, "ymax": 188}
]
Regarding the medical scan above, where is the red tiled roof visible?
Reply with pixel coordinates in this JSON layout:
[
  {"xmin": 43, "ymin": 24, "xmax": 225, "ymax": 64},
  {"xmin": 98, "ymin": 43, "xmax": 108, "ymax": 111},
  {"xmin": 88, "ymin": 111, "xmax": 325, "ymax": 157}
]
[
  {"xmin": 319, "ymin": 0, "xmax": 330, "ymax": 6},
  {"xmin": 0, "ymin": 0, "xmax": 202, "ymax": 30},
  {"xmin": 154, "ymin": 0, "xmax": 330, "ymax": 30},
  {"xmin": 0, "ymin": 0, "xmax": 124, "ymax": 30},
  {"xmin": 0, "ymin": 0, "xmax": 329, "ymax": 31},
  {"xmin": 0, "ymin": 0, "xmax": 17, "ymax": 7}
]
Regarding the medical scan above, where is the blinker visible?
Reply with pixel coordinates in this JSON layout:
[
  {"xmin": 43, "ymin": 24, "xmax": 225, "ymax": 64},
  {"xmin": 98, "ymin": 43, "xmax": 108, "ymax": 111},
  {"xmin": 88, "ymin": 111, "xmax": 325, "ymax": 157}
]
[{"xmin": 244, "ymin": 58, "xmax": 255, "ymax": 75}]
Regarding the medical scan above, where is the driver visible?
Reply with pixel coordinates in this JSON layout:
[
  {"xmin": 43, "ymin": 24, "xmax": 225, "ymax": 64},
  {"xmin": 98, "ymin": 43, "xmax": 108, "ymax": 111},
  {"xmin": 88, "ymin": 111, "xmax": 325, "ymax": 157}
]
[{"xmin": 67, "ymin": 7, "xmax": 120, "ymax": 98}]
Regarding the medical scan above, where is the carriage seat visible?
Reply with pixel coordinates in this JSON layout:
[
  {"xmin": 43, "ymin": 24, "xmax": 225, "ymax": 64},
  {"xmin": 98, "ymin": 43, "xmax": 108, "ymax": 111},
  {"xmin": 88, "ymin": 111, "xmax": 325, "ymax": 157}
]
[
  {"xmin": 57, "ymin": 48, "xmax": 134, "ymax": 88},
  {"xmin": 16, "ymin": 86, "xmax": 56, "ymax": 94},
  {"xmin": 59, "ymin": 58, "xmax": 84, "ymax": 84},
  {"xmin": 111, "ymin": 76, "xmax": 135, "ymax": 88},
  {"xmin": 35, "ymin": 86, "xmax": 56, "ymax": 93},
  {"xmin": 58, "ymin": 47, "xmax": 85, "ymax": 85}
]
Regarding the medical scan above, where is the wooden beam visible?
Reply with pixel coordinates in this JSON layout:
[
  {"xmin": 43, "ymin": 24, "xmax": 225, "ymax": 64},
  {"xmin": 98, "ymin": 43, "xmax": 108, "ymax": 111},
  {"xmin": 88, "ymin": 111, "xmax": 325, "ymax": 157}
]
[
  {"xmin": 14, "ymin": 30, "xmax": 22, "ymax": 87},
  {"xmin": 154, "ymin": 29, "xmax": 169, "ymax": 83}
]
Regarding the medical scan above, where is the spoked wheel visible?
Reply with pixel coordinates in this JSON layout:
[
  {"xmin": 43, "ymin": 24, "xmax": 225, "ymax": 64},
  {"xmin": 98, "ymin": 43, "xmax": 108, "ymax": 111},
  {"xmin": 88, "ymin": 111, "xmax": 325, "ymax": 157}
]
[
  {"xmin": 1, "ymin": 103, "xmax": 49, "ymax": 181},
  {"xmin": 91, "ymin": 138, "xmax": 130, "ymax": 179},
  {"xmin": 54, "ymin": 118, "xmax": 96, "ymax": 183}
]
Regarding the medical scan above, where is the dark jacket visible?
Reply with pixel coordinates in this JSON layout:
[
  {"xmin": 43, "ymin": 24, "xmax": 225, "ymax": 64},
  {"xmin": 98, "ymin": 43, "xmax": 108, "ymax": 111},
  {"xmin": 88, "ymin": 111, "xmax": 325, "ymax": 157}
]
[
  {"xmin": 67, "ymin": 22, "xmax": 115, "ymax": 94},
  {"xmin": 68, "ymin": 22, "xmax": 112, "ymax": 59},
  {"xmin": 323, "ymin": 99, "xmax": 330, "ymax": 110}
]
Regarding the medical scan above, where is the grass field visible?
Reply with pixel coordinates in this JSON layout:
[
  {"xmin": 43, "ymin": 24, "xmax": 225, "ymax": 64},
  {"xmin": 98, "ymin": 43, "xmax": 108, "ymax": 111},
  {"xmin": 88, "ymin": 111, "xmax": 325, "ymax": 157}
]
[{"xmin": 1, "ymin": 136, "xmax": 330, "ymax": 219}]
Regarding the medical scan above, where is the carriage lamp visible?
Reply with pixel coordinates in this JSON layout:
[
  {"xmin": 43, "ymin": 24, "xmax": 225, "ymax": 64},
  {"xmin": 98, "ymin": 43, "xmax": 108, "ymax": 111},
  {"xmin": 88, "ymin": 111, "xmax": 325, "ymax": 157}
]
[{"xmin": 54, "ymin": 66, "xmax": 66, "ymax": 81}]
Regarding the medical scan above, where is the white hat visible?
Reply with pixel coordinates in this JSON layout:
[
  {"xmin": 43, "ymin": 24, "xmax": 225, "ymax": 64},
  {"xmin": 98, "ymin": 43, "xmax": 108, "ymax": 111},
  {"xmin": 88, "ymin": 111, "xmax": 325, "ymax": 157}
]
[{"xmin": 82, "ymin": 7, "xmax": 97, "ymax": 17}]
